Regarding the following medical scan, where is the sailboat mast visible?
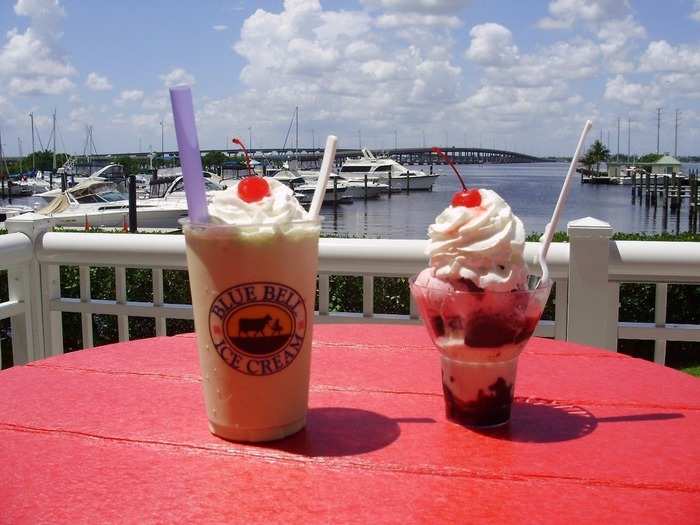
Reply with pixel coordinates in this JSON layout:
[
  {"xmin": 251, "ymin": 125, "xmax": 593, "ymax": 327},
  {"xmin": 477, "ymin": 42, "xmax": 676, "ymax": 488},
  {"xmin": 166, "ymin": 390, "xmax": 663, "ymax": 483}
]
[
  {"xmin": 30, "ymin": 112, "xmax": 35, "ymax": 171},
  {"xmin": 52, "ymin": 109, "xmax": 57, "ymax": 171},
  {"xmin": 295, "ymin": 106, "xmax": 299, "ymax": 161}
]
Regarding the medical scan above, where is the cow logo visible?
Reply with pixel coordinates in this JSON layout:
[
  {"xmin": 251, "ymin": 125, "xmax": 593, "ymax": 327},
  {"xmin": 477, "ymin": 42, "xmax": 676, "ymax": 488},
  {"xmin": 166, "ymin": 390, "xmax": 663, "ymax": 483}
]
[{"xmin": 208, "ymin": 282, "xmax": 307, "ymax": 376}]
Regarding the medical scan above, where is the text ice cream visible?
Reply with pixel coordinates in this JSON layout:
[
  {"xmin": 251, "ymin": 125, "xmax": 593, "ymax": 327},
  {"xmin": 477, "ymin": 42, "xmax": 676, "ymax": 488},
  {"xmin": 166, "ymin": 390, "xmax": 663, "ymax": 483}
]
[{"xmin": 184, "ymin": 174, "xmax": 321, "ymax": 442}]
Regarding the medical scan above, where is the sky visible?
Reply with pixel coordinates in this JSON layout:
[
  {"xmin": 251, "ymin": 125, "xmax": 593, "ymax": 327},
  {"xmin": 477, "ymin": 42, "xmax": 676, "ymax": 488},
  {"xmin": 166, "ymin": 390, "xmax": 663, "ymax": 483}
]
[{"xmin": 0, "ymin": 0, "xmax": 699, "ymax": 158}]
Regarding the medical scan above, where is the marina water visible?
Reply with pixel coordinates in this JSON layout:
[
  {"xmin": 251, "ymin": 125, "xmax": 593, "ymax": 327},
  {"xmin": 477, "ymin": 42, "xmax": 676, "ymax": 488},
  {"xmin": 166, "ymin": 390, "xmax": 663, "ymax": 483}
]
[
  {"xmin": 320, "ymin": 162, "xmax": 699, "ymax": 238},
  {"xmin": 4, "ymin": 161, "xmax": 698, "ymax": 238}
]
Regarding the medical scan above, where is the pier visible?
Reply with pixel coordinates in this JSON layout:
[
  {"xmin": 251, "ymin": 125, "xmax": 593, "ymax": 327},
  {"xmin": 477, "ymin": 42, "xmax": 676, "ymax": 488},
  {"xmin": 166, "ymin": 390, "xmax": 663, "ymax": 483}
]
[{"xmin": 631, "ymin": 169, "xmax": 699, "ymax": 233}]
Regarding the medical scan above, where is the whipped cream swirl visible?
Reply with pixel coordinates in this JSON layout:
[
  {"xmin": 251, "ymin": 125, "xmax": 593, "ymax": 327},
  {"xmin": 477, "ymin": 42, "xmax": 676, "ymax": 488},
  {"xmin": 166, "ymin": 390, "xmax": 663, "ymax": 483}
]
[
  {"xmin": 426, "ymin": 189, "xmax": 528, "ymax": 291},
  {"xmin": 207, "ymin": 177, "xmax": 307, "ymax": 225}
]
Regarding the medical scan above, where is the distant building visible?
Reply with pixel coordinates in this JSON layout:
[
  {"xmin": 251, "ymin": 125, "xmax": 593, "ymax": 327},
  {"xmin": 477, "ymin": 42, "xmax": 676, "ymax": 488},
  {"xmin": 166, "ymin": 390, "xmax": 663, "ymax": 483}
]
[
  {"xmin": 608, "ymin": 155, "xmax": 683, "ymax": 178},
  {"xmin": 649, "ymin": 155, "xmax": 682, "ymax": 175}
]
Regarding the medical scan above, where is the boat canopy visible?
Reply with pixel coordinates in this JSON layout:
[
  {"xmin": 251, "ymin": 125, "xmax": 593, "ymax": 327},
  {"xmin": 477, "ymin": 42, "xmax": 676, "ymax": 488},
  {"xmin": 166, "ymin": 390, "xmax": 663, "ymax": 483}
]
[
  {"xmin": 38, "ymin": 179, "xmax": 123, "ymax": 215},
  {"xmin": 38, "ymin": 194, "xmax": 71, "ymax": 215}
]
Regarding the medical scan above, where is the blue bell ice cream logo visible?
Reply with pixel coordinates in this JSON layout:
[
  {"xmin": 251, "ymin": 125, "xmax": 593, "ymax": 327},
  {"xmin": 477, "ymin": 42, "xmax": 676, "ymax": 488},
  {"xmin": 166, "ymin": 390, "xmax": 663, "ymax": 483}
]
[{"xmin": 208, "ymin": 282, "xmax": 307, "ymax": 376}]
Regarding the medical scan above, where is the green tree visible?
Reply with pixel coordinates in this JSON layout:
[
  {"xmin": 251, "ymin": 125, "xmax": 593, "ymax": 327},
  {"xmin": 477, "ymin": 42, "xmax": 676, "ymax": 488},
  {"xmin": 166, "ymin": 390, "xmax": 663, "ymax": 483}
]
[
  {"xmin": 114, "ymin": 156, "xmax": 143, "ymax": 175},
  {"xmin": 637, "ymin": 153, "xmax": 662, "ymax": 164},
  {"xmin": 580, "ymin": 150, "xmax": 596, "ymax": 171},
  {"xmin": 584, "ymin": 140, "xmax": 610, "ymax": 176},
  {"xmin": 202, "ymin": 151, "xmax": 227, "ymax": 173},
  {"xmin": 21, "ymin": 150, "xmax": 69, "ymax": 173}
]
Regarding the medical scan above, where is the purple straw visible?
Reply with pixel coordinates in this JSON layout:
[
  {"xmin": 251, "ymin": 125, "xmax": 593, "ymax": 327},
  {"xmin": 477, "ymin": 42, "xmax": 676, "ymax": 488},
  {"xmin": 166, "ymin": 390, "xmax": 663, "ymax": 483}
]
[{"xmin": 169, "ymin": 86, "xmax": 209, "ymax": 224}]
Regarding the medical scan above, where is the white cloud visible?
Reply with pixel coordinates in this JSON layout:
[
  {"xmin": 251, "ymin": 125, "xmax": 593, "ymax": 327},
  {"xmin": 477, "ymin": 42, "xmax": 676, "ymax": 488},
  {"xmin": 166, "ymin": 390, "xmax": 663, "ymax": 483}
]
[
  {"xmin": 692, "ymin": 1, "xmax": 700, "ymax": 21},
  {"xmin": 8, "ymin": 75, "xmax": 73, "ymax": 95},
  {"xmin": 160, "ymin": 67, "xmax": 195, "ymax": 87},
  {"xmin": 131, "ymin": 113, "xmax": 160, "ymax": 128},
  {"xmin": 462, "ymin": 83, "xmax": 581, "ymax": 117},
  {"xmin": 0, "ymin": 0, "xmax": 75, "ymax": 96},
  {"xmin": 14, "ymin": 0, "xmax": 66, "ymax": 37},
  {"xmin": 206, "ymin": 0, "xmax": 465, "ymax": 150},
  {"xmin": 142, "ymin": 90, "xmax": 169, "ymax": 111},
  {"xmin": 360, "ymin": 59, "xmax": 402, "ymax": 81},
  {"xmin": 465, "ymin": 23, "xmax": 518, "ymax": 66},
  {"xmin": 596, "ymin": 15, "xmax": 646, "ymax": 73},
  {"xmin": 536, "ymin": 2, "xmax": 645, "ymax": 75},
  {"xmin": 85, "ymin": 72, "xmax": 112, "ymax": 91},
  {"xmin": 213, "ymin": 24, "xmax": 228, "ymax": 31},
  {"xmin": 344, "ymin": 40, "xmax": 381, "ymax": 60},
  {"xmin": 639, "ymin": 40, "xmax": 700, "ymax": 73},
  {"xmin": 537, "ymin": 0, "xmax": 628, "ymax": 29},
  {"xmin": 603, "ymin": 74, "xmax": 659, "ymax": 106},
  {"xmin": 490, "ymin": 40, "xmax": 601, "ymax": 87},
  {"xmin": 361, "ymin": 0, "xmax": 470, "ymax": 13},
  {"xmin": 114, "ymin": 89, "xmax": 144, "ymax": 106},
  {"xmin": 0, "ymin": 29, "xmax": 74, "ymax": 78},
  {"xmin": 376, "ymin": 13, "xmax": 461, "ymax": 28}
]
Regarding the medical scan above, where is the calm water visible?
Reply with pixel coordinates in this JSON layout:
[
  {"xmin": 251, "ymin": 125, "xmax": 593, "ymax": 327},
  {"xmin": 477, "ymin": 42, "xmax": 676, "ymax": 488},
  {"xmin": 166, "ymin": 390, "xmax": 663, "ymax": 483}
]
[
  {"xmin": 3, "ymin": 162, "xmax": 697, "ymax": 238},
  {"xmin": 319, "ymin": 162, "xmax": 699, "ymax": 238}
]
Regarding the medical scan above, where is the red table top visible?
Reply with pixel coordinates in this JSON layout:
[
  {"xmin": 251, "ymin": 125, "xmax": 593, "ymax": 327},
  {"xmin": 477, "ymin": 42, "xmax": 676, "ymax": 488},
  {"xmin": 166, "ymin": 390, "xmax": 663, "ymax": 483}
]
[{"xmin": 1, "ymin": 325, "xmax": 699, "ymax": 524}]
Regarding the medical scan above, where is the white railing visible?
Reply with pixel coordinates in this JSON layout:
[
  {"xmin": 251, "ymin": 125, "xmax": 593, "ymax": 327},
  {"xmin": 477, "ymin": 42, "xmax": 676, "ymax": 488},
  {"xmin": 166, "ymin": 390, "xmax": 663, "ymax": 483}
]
[{"xmin": 2, "ymin": 213, "xmax": 698, "ymax": 367}]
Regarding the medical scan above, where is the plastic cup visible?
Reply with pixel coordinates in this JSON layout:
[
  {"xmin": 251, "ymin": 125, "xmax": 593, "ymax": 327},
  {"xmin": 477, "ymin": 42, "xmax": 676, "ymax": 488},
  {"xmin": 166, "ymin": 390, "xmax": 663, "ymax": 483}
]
[
  {"xmin": 410, "ymin": 276, "xmax": 552, "ymax": 427},
  {"xmin": 182, "ymin": 218, "xmax": 321, "ymax": 442}
]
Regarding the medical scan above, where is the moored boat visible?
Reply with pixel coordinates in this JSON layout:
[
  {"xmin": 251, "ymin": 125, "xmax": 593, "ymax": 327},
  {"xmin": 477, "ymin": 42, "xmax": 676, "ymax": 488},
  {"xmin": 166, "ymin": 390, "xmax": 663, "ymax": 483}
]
[
  {"xmin": 338, "ymin": 149, "xmax": 438, "ymax": 191},
  {"xmin": 36, "ymin": 179, "xmax": 188, "ymax": 228}
]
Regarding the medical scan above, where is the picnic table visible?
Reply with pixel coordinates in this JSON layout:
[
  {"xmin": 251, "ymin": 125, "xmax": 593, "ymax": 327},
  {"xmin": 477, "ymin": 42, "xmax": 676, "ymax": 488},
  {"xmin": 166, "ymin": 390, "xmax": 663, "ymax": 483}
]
[{"xmin": 1, "ymin": 324, "xmax": 698, "ymax": 523}]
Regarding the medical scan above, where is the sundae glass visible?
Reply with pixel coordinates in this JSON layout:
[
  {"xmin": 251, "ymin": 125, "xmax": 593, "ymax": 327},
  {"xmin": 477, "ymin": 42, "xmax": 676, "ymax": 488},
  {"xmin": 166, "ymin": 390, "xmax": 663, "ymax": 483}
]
[{"xmin": 411, "ymin": 148, "xmax": 551, "ymax": 427}]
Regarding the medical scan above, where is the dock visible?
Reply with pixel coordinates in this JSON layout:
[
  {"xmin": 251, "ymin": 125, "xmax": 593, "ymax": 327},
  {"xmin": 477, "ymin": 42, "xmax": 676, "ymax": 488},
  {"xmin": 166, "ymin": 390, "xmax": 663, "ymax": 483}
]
[{"xmin": 630, "ymin": 169, "xmax": 699, "ymax": 233}]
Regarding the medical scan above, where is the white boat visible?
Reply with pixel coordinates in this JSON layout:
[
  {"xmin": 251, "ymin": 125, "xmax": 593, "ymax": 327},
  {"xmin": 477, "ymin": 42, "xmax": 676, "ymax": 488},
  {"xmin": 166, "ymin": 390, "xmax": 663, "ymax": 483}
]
[
  {"xmin": 298, "ymin": 170, "xmax": 385, "ymax": 199},
  {"xmin": 269, "ymin": 167, "xmax": 352, "ymax": 204},
  {"xmin": 156, "ymin": 175, "xmax": 226, "ymax": 202},
  {"xmin": 36, "ymin": 179, "xmax": 189, "ymax": 229},
  {"xmin": 0, "ymin": 204, "xmax": 33, "ymax": 224},
  {"xmin": 616, "ymin": 166, "xmax": 641, "ymax": 185},
  {"xmin": 271, "ymin": 169, "xmax": 305, "ymax": 188},
  {"xmin": 36, "ymin": 164, "xmax": 128, "ymax": 201},
  {"xmin": 294, "ymin": 180, "xmax": 352, "ymax": 204},
  {"xmin": 6, "ymin": 175, "xmax": 48, "ymax": 196},
  {"xmin": 338, "ymin": 149, "xmax": 438, "ymax": 191}
]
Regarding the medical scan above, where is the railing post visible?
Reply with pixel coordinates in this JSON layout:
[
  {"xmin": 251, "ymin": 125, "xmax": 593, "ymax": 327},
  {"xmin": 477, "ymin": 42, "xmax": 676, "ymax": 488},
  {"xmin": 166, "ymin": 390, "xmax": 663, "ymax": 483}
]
[
  {"xmin": 566, "ymin": 217, "xmax": 618, "ymax": 350},
  {"xmin": 6, "ymin": 213, "xmax": 53, "ymax": 363},
  {"xmin": 6, "ymin": 245, "xmax": 32, "ymax": 365}
]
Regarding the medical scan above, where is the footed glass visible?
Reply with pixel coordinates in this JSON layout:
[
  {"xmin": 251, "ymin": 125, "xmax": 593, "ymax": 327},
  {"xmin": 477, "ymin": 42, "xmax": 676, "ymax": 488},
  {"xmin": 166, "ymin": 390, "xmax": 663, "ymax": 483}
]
[{"xmin": 410, "ymin": 276, "xmax": 552, "ymax": 427}]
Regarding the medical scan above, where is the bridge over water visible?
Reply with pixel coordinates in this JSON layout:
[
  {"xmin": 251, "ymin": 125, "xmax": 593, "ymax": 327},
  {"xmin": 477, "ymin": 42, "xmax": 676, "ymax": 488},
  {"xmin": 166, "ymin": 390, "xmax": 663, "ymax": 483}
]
[
  {"xmin": 78, "ymin": 147, "xmax": 549, "ymax": 167},
  {"xmin": 204, "ymin": 146, "xmax": 548, "ymax": 165}
]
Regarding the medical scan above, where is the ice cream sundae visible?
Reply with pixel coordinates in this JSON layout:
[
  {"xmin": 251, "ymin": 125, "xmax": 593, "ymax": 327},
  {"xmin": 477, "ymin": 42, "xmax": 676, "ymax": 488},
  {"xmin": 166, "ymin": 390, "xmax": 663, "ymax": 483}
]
[{"xmin": 411, "ymin": 148, "xmax": 551, "ymax": 427}]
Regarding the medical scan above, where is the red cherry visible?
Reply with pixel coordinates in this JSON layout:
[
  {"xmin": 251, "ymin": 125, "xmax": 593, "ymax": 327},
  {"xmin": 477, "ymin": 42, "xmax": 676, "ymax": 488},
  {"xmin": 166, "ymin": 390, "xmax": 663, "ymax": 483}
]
[
  {"xmin": 238, "ymin": 176, "xmax": 270, "ymax": 203},
  {"xmin": 451, "ymin": 189, "xmax": 481, "ymax": 207}
]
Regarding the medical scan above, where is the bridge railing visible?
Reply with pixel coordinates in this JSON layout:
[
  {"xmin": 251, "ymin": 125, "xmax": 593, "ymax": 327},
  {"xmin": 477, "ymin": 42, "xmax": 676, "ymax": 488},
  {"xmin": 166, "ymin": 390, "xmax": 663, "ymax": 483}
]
[{"xmin": 2, "ymin": 214, "xmax": 698, "ymax": 367}]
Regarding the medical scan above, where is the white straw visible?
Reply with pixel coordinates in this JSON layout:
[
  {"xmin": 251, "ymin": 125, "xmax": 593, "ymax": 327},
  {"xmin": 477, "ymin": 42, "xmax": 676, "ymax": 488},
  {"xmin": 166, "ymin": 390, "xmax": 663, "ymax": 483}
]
[
  {"xmin": 539, "ymin": 120, "xmax": 593, "ymax": 284},
  {"xmin": 307, "ymin": 135, "xmax": 338, "ymax": 219}
]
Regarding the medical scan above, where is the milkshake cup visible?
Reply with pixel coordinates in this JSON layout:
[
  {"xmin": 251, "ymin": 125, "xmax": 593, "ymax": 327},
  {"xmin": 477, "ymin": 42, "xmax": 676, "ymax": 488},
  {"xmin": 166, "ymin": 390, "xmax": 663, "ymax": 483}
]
[
  {"xmin": 183, "ymin": 218, "xmax": 321, "ymax": 442},
  {"xmin": 411, "ymin": 277, "xmax": 551, "ymax": 427},
  {"xmin": 169, "ymin": 87, "xmax": 336, "ymax": 442}
]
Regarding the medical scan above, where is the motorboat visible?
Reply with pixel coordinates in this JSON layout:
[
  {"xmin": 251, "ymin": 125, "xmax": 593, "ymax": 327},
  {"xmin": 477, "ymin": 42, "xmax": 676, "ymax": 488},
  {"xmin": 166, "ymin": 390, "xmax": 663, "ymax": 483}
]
[
  {"xmin": 268, "ymin": 167, "xmax": 352, "ymax": 204},
  {"xmin": 616, "ymin": 166, "xmax": 642, "ymax": 185},
  {"xmin": 5, "ymin": 174, "xmax": 50, "ymax": 196},
  {"xmin": 36, "ymin": 179, "xmax": 188, "ymax": 229},
  {"xmin": 271, "ymin": 169, "xmax": 305, "ymax": 188},
  {"xmin": 0, "ymin": 204, "xmax": 33, "ymax": 224},
  {"xmin": 294, "ymin": 180, "xmax": 352, "ymax": 204},
  {"xmin": 36, "ymin": 164, "xmax": 128, "ymax": 201},
  {"xmin": 156, "ymin": 175, "xmax": 226, "ymax": 201},
  {"xmin": 298, "ymin": 170, "xmax": 385, "ymax": 199},
  {"xmin": 338, "ymin": 149, "xmax": 438, "ymax": 191}
]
